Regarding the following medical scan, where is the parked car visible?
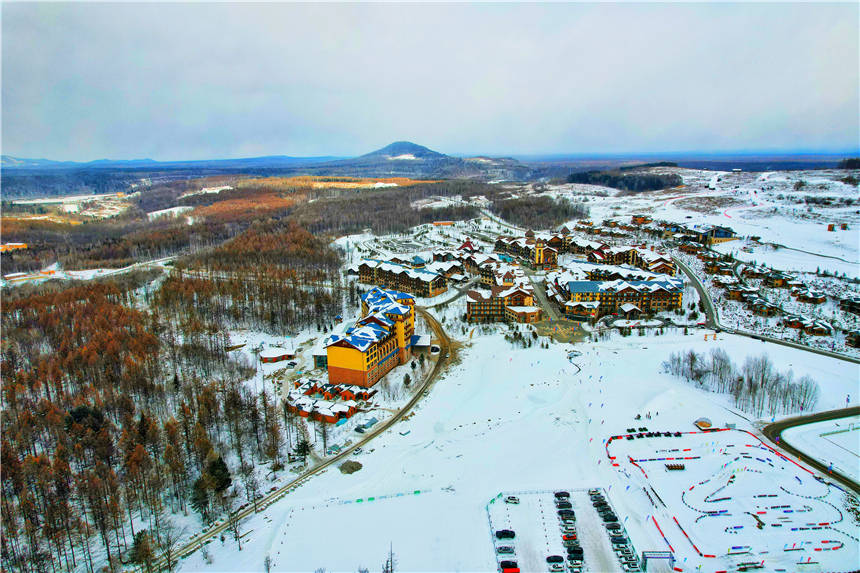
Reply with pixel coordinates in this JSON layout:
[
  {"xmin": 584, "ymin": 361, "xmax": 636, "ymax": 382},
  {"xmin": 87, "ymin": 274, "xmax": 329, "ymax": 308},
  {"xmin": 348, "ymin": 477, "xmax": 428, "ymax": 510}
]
[
  {"xmin": 606, "ymin": 522, "xmax": 623, "ymax": 531},
  {"xmin": 495, "ymin": 529, "xmax": 516, "ymax": 540},
  {"xmin": 499, "ymin": 560, "xmax": 519, "ymax": 572},
  {"xmin": 556, "ymin": 501, "xmax": 572, "ymax": 509},
  {"xmin": 558, "ymin": 509, "xmax": 575, "ymax": 518},
  {"xmin": 563, "ymin": 539, "xmax": 579, "ymax": 548},
  {"xmin": 554, "ymin": 491, "xmax": 570, "ymax": 499},
  {"xmin": 562, "ymin": 534, "xmax": 577, "ymax": 541},
  {"xmin": 546, "ymin": 555, "xmax": 564, "ymax": 564},
  {"xmin": 352, "ymin": 447, "xmax": 362, "ymax": 455},
  {"xmin": 603, "ymin": 514, "xmax": 619, "ymax": 523},
  {"xmin": 497, "ymin": 546, "xmax": 515, "ymax": 555},
  {"xmin": 548, "ymin": 564, "xmax": 564, "ymax": 572},
  {"xmin": 505, "ymin": 496, "xmax": 520, "ymax": 504}
]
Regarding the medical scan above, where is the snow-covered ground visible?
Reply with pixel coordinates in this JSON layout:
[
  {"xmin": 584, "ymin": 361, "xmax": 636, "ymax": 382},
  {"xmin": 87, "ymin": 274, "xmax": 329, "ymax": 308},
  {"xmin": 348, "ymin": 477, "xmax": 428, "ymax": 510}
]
[
  {"xmin": 178, "ymin": 329, "xmax": 859, "ymax": 573},
  {"xmin": 147, "ymin": 205, "xmax": 193, "ymax": 220},
  {"xmin": 608, "ymin": 428, "xmax": 856, "ymax": 572},
  {"xmin": 545, "ymin": 168, "xmax": 859, "ymax": 278},
  {"xmin": 782, "ymin": 415, "xmax": 860, "ymax": 484}
]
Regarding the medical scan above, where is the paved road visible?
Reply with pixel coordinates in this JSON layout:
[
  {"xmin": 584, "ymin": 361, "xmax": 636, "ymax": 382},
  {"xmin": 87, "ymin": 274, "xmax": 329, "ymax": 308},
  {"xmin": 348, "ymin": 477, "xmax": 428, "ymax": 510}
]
[
  {"xmin": 673, "ymin": 255, "xmax": 860, "ymax": 364},
  {"xmin": 143, "ymin": 307, "xmax": 452, "ymax": 572},
  {"xmin": 480, "ymin": 208, "xmax": 524, "ymax": 234},
  {"xmin": 525, "ymin": 271, "xmax": 561, "ymax": 321},
  {"xmin": 426, "ymin": 277, "xmax": 480, "ymax": 309},
  {"xmin": 673, "ymin": 256, "xmax": 718, "ymax": 329},
  {"xmin": 761, "ymin": 406, "xmax": 860, "ymax": 495}
]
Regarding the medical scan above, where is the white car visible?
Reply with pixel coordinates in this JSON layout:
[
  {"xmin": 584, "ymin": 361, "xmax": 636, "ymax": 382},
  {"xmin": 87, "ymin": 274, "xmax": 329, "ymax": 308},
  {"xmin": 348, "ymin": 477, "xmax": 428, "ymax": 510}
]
[{"xmin": 505, "ymin": 496, "xmax": 520, "ymax": 504}]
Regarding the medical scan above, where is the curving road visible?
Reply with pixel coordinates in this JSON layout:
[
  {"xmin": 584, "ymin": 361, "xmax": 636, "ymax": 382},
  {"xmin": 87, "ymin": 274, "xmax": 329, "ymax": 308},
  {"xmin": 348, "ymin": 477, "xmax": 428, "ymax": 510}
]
[
  {"xmin": 143, "ymin": 307, "xmax": 452, "ymax": 572},
  {"xmin": 673, "ymin": 255, "xmax": 860, "ymax": 365},
  {"xmin": 761, "ymin": 406, "xmax": 860, "ymax": 495}
]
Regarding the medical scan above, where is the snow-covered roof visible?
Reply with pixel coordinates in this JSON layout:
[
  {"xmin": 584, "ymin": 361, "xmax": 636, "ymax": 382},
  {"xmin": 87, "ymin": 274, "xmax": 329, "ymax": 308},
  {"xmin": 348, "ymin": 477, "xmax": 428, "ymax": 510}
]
[
  {"xmin": 358, "ymin": 259, "xmax": 442, "ymax": 283},
  {"xmin": 328, "ymin": 287, "xmax": 414, "ymax": 351},
  {"xmin": 506, "ymin": 306, "xmax": 541, "ymax": 313},
  {"xmin": 565, "ymin": 300, "xmax": 600, "ymax": 309}
]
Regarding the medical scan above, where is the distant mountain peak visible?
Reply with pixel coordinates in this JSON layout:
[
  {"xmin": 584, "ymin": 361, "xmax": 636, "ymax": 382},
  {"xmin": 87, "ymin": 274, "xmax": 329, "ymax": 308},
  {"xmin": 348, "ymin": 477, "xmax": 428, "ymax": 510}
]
[{"xmin": 362, "ymin": 141, "xmax": 446, "ymax": 160}]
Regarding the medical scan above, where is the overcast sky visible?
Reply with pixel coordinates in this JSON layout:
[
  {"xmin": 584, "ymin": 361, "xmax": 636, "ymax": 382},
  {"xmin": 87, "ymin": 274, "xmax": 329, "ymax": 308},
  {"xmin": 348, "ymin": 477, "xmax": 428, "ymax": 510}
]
[{"xmin": 2, "ymin": 2, "xmax": 858, "ymax": 161}]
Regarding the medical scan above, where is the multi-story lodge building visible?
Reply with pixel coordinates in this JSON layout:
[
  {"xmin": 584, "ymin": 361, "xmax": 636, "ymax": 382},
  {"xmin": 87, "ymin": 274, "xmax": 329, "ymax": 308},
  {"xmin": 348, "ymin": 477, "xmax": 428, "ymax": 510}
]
[
  {"xmin": 586, "ymin": 245, "xmax": 676, "ymax": 276},
  {"xmin": 356, "ymin": 259, "xmax": 448, "ymax": 298},
  {"xmin": 553, "ymin": 278, "xmax": 683, "ymax": 318},
  {"xmin": 466, "ymin": 285, "xmax": 541, "ymax": 323},
  {"xmin": 494, "ymin": 235, "xmax": 558, "ymax": 269},
  {"xmin": 326, "ymin": 287, "xmax": 417, "ymax": 387}
]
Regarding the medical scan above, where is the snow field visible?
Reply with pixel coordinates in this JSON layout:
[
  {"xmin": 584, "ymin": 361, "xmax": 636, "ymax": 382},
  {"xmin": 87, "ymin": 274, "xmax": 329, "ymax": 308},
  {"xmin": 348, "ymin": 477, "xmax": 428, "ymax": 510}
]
[
  {"xmin": 782, "ymin": 416, "xmax": 860, "ymax": 484},
  {"xmin": 608, "ymin": 429, "xmax": 859, "ymax": 572},
  {"xmin": 178, "ymin": 329, "xmax": 859, "ymax": 572}
]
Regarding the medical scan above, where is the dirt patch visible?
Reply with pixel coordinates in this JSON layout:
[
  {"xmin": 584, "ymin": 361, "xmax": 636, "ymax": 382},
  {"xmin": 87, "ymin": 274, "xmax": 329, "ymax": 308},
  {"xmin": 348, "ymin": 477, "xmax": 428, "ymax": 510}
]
[
  {"xmin": 533, "ymin": 318, "xmax": 589, "ymax": 343},
  {"xmin": 339, "ymin": 460, "xmax": 363, "ymax": 474},
  {"xmin": 675, "ymin": 195, "xmax": 746, "ymax": 214}
]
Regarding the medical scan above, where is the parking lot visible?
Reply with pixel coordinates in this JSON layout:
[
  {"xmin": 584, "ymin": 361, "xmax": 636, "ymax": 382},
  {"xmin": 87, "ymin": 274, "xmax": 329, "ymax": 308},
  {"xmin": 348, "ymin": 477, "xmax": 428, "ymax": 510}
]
[{"xmin": 487, "ymin": 489, "xmax": 627, "ymax": 573}]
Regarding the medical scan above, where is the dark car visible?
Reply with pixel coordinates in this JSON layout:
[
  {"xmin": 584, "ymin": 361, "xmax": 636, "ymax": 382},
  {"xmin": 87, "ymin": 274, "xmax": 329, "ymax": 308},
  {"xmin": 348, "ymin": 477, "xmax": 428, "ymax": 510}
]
[
  {"xmin": 500, "ymin": 560, "xmax": 518, "ymax": 569},
  {"xmin": 610, "ymin": 536, "xmax": 627, "ymax": 545},
  {"xmin": 638, "ymin": 427, "xmax": 648, "ymax": 431},
  {"xmin": 674, "ymin": 432, "xmax": 682, "ymax": 437},
  {"xmin": 556, "ymin": 501, "xmax": 572, "ymax": 509},
  {"xmin": 568, "ymin": 547, "xmax": 584, "ymax": 558},
  {"xmin": 606, "ymin": 522, "xmax": 623, "ymax": 531},
  {"xmin": 603, "ymin": 514, "xmax": 619, "ymax": 523},
  {"xmin": 554, "ymin": 491, "xmax": 570, "ymax": 499},
  {"xmin": 546, "ymin": 556, "xmax": 564, "ymax": 564},
  {"xmin": 558, "ymin": 508, "xmax": 575, "ymax": 517},
  {"xmin": 496, "ymin": 529, "xmax": 516, "ymax": 539}
]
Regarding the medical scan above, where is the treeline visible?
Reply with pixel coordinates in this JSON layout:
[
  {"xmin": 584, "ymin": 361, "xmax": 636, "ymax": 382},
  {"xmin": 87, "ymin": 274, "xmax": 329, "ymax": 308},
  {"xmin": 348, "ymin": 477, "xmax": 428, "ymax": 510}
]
[
  {"xmin": 618, "ymin": 162, "xmax": 678, "ymax": 171},
  {"xmin": 290, "ymin": 181, "xmax": 486, "ymax": 235},
  {"xmin": 837, "ymin": 158, "xmax": 860, "ymax": 169},
  {"xmin": 662, "ymin": 348, "xmax": 819, "ymax": 417},
  {"xmin": 2, "ymin": 178, "xmax": 496, "ymax": 273},
  {"xmin": 567, "ymin": 170, "xmax": 683, "ymax": 192},
  {"xmin": 0, "ymin": 169, "xmax": 144, "ymax": 199},
  {"xmin": 490, "ymin": 195, "xmax": 589, "ymax": 229},
  {"xmin": 1, "ymin": 268, "xmax": 161, "ymax": 303},
  {"xmin": 1, "ymin": 272, "xmax": 308, "ymax": 572},
  {"xmin": 0, "ymin": 181, "xmax": 307, "ymax": 273}
]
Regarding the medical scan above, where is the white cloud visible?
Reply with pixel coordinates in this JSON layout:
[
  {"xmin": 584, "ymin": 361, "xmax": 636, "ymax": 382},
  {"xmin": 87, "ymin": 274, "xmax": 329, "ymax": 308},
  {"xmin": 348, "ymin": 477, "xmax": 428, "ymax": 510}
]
[{"xmin": 2, "ymin": 3, "xmax": 857, "ymax": 160}]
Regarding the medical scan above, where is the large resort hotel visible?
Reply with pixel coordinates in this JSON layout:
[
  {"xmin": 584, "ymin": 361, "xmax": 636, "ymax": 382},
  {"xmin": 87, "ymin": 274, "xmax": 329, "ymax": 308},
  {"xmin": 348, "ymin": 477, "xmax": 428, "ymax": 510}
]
[{"xmin": 325, "ymin": 287, "xmax": 419, "ymax": 387}]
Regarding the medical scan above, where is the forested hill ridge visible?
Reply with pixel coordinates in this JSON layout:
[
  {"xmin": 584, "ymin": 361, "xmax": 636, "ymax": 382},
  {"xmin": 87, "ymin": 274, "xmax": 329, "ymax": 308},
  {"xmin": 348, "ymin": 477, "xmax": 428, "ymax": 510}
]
[
  {"xmin": 4, "ymin": 145, "xmax": 855, "ymax": 199},
  {"xmin": 0, "ymin": 142, "xmax": 534, "ymax": 198}
]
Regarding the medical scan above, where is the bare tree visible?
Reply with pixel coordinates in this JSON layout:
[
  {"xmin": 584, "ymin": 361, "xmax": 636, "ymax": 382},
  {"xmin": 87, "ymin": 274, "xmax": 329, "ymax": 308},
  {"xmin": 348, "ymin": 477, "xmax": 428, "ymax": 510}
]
[{"xmin": 156, "ymin": 516, "xmax": 186, "ymax": 572}]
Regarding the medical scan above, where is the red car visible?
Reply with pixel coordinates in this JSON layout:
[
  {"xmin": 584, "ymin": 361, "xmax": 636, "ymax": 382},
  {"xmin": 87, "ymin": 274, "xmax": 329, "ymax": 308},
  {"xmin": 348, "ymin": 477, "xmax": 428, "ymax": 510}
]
[{"xmin": 562, "ymin": 534, "xmax": 577, "ymax": 541}]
